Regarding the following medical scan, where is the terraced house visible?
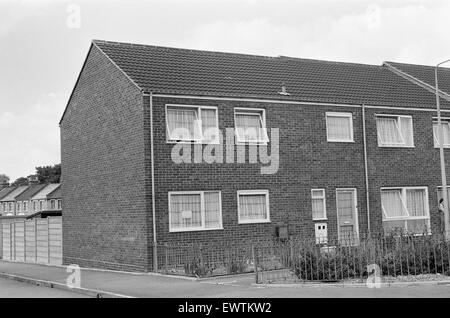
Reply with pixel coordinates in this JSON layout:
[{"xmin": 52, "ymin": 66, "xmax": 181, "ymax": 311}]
[{"xmin": 60, "ymin": 39, "xmax": 450, "ymax": 272}]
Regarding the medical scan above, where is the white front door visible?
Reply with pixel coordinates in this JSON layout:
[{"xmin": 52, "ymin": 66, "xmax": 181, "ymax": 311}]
[{"xmin": 336, "ymin": 188, "xmax": 359, "ymax": 245}]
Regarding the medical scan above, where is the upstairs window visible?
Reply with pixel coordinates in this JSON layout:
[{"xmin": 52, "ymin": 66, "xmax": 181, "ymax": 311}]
[
  {"xmin": 39, "ymin": 200, "xmax": 44, "ymax": 211},
  {"xmin": 166, "ymin": 105, "xmax": 218, "ymax": 143},
  {"xmin": 311, "ymin": 189, "xmax": 326, "ymax": 220},
  {"xmin": 234, "ymin": 108, "xmax": 269, "ymax": 143},
  {"xmin": 326, "ymin": 112, "xmax": 353, "ymax": 142},
  {"xmin": 57, "ymin": 200, "xmax": 62, "ymax": 210},
  {"xmin": 23, "ymin": 201, "xmax": 28, "ymax": 212},
  {"xmin": 51, "ymin": 200, "xmax": 56, "ymax": 210},
  {"xmin": 381, "ymin": 187, "xmax": 430, "ymax": 235},
  {"xmin": 33, "ymin": 201, "xmax": 37, "ymax": 212},
  {"xmin": 17, "ymin": 202, "xmax": 21, "ymax": 213},
  {"xmin": 433, "ymin": 120, "xmax": 450, "ymax": 148},
  {"xmin": 168, "ymin": 191, "xmax": 222, "ymax": 232},
  {"xmin": 376, "ymin": 115, "xmax": 414, "ymax": 147}
]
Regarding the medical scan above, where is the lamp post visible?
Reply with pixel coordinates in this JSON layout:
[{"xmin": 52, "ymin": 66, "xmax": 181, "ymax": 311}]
[{"xmin": 435, "ymin": 59, "xmax": 450, "ymax": 240}]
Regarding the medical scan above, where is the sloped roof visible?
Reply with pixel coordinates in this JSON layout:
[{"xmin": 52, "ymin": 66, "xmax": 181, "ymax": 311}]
[
  {"xmin": 0, "ymin": 186, "xmax": 29, "ymax": 202},
  {"xmin": 46, "ymin": 185, "xmax": 61, "ymax": 200},
  {"xmin": 91, "ymin": 39, "xmax": 449, "ymax": 109},
  {"xmin": 0, "ymin": 187, "xmax": 16, "ymax": 200},
  {"xmin": 31, "ymin": 183, "xmax": 60, "ymax": 200},
  {"xmin": 15, "ymin": 184, "xmax": 47, "ymax": 201},
  {"xmin": 385, "ymin": 61, "xmax": 450, "ymax": 97}
]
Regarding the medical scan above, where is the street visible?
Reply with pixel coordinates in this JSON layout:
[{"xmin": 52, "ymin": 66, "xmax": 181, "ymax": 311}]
[{"xmin": 0, "ymin": 277, "xmax": 90, "ymax": 298}]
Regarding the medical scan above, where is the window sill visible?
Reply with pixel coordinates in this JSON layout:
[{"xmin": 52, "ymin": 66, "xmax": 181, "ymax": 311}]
[
  {"xmin": 238, "ymin": 219, "xmax": 271, "ymax": 224},
  {"xmin": 166, "ymin": 140, "xmax": 220, "ymax": 145},
  {"xmin": 169, "ymin": 227, "xmax": 224, "ymax": 233},
  {"xmin": 235, "ymin": 140, "xmax": 269, "ymax": 145},
  {"xmin": 327, "ymin": 139, "xmax": 354, "ymax": 143},
  {"xmin": 378, "ymin": 145, "xmax": 415, "ymax": 148},
  {"xmin": 313, "ymin": 218, "xmax": 328, "ymax": 221}
]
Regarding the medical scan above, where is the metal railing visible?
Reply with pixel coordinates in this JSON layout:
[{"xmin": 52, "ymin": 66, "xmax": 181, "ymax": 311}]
[{"xmin": 154, "ymin": 233, "xmax": 450, "ymax": 283}]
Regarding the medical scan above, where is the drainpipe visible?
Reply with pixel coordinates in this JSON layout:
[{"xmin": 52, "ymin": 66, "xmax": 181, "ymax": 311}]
[
  {"xmin": 149, "ymin": 91, "xmax": 158, "ymax": 271},
  {"xmin": 362, "ymin": 104, "xmax": 371, "ymax": 237}
]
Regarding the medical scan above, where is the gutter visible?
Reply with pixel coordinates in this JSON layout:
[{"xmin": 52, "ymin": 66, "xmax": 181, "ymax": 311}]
[{"xmin": 146, "ymin": 91, "xmax": 158, "ymax": 271}]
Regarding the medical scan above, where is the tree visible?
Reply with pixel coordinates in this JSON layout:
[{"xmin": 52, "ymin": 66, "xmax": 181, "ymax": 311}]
[
  {"xmin": 11, "ymin": 177, "xmax": 28, "ymax": 187},
  {"xmin": 35, "ymin": 164, "xmax": 61, "ymax": 184},
  {"xmin": 0, "ymin": 174, "xmax": 9, "ymax": 187},
  {"xmin": 0, "ymin": 174, "xmax": 9, "ymax": 183}
]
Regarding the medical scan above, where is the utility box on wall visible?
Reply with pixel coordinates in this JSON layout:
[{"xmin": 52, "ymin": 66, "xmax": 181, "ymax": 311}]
[
  {"xmin": 274, "ymin": 224, "xmax": 289, "ymax": 240},
  {"xmin": 314, "ymin": 223, "xmax": 328, "ymax": 244}
]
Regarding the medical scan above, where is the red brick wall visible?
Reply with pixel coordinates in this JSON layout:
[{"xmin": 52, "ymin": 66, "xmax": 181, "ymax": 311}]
[{"xmin": 60, "ymin": 45, "xmax": 150, "ymax": 271}]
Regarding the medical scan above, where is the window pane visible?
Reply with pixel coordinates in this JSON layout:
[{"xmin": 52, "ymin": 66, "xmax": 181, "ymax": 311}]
[
  {"xmin": 400, "ymin": 117, "xmax": 413, "ymax": 146},
  {"xmin": 381, "ymin": 189, "xmax": 407, "ymax": 218},
  {"xmin": 406, "ymin": 189, "xmax": 426, "ymax": 217},
  {"xmin": 236, "ymin": 113, "xmax": 265, "ymax": 141},
  {"xmin": 167, "ymin": 107, "xmax": 199, "ymax": 140},
  {"xmin": 433, "ymin": 122, "xmax": 450, "ymax": 146},
  {"xmin": 239, "ymin": 194, "xmax": 267, "ymax": 221},
  {"xmin": 201, "ymin": 109, "xmax": 218, "ymax": 142},
  {"xmin": 327, "ymin": 115, "xmax": 351, "ymax": 140},
  {"xmin": 204, "ymin": 192, "xmax": 221, "ymax": 229},
  {"xmin": 377, "ymin": 117, "xmax": 402, "ymax": 144},
  {"xmin": 170, "ymin": 194, "xmax": 202, "ymax": 229},
  {"xmin": 312, "ymin": 198, "xmax": 325, "ymax": 219}
]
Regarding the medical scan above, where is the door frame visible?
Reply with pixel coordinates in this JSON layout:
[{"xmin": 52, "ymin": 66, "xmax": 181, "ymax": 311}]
[{"xmin": 335, "ymin": 188, "xmax": 359, "ymax": 245}]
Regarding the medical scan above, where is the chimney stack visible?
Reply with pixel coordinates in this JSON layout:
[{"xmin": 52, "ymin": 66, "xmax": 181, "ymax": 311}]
[{"xmin": 27, "ymin": 175, "xmax": 39, "ymax": 185}]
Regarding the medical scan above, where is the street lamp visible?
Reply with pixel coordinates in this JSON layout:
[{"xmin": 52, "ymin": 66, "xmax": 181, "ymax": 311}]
[{"xmin": 435, "ymin": 59, "xmax": 450, "ymax": 241}]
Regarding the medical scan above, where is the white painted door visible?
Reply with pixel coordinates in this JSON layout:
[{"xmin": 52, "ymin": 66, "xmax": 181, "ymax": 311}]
[{"xmin": 336, "ymin": 189, "xmax": 359, "ymax": 245}]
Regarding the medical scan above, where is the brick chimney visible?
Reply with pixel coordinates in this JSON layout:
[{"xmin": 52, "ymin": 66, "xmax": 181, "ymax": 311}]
[{"xmin": 27, "ymin": 175, "xmax": 39, "ymax": 185}]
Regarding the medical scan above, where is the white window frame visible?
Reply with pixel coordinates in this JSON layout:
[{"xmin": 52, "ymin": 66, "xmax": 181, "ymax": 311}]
[
  {"xmin": 39, "ymin": 200, "xmax": 44, "ymax": 211},
  {"xmin": 237, "ymin": 190, "xmax": 271, "ymax": 224},
  {"xmin": 432, "ymin": 117, "xmax": 450, "ymax": 148},
  {"xmin": 57, "ymin": 200, "xmax": 62, "ymax": 210},
  {"xmin": 23, "ymin": 201, "xmax": 28, "ymax": 212},
  {"xmin": 380, "ymin": 186, "xmax": 431, "ymax": 235},
  {"xmin": 376, "ymin": 114, "xmax": 414, "ymax": 147},
  {"xmin": 8, "ymin": 202, "xmax": 13, "ymax": 213},
  {"xmin": 325, "ymin": 112, "xmax": 354, "ymax": 142},
  {"xmin": 311, "ymin": 189, "xmax": 327, "ymax": 220},
  {"xmin": 165, "ymin": 104, "xmax": 219, "ymax": 144},
  {"xmin": 168, "ymin": 191, "xmax": 223, "ymax": 232},
  {"xmin": 234, "ymin": 108, "xmax": 269, "ymax": 144},
  {"xmin": 17, "ymin": 202, "xmax": 21, "ymax": 213}
]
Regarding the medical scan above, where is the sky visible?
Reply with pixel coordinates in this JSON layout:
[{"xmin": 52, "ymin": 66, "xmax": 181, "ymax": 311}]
[{"xmin": 1, "ymin": 0, "xmax": 450, "ymax": 181}]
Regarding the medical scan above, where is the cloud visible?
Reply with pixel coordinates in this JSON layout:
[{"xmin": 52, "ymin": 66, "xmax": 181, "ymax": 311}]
[
  {"xmin": 0, "ymin": 92, "xmax": 63, "ymax": 181},
  {"xmin": 182, "ymin": 2, "xmax": 450, "ymax": 65}
]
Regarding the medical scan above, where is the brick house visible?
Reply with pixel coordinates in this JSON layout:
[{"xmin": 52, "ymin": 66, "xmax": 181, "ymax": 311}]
[{"xmin": 60, "ymin": 39, "xmax": 450, "ymax": 272}]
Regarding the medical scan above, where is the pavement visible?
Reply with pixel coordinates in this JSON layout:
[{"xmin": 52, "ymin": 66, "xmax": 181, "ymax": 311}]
[
  {"xmin": 0, "ymin": 277, "xmax": 89, "ymax": 298},
  {"xmin": 1, "ymin": 260, "xmax": 450, "ymax": 298}
]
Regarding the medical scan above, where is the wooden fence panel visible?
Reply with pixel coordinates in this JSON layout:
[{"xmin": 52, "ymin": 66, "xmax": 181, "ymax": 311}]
[
  {"xmin": 2, "ymin": 222, "xmax": 11, "ymax": 260},
  {"xmin": 36, "ymin": 219, "xmax": 49, "ymax": 264},
  {"xmin": 1, "ymin": 216, "xmax": 62, "ymax": 265},
  {"xmin": 14, "ymin": 221, "xmax": 25, "ymax": 262},
  {"xmin": 48, "ymin": 217, "xmax": 62, "ymax": 265},
  {"xmin": 25, "ymin": 220, "xmax": 36, "ymax": 263}
]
